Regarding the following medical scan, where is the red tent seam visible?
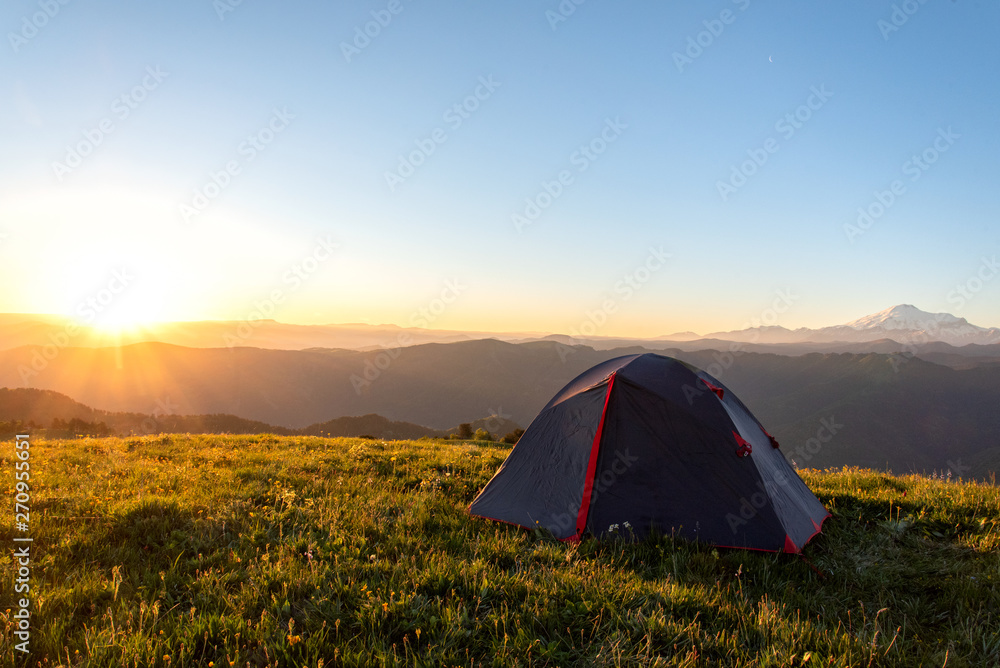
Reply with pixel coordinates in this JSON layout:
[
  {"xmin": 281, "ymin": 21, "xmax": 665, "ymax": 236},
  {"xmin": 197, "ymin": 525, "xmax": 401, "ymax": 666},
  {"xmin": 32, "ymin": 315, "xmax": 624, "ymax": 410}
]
[
  {"xmin": 701, "ymin": 378, "xmax": 725, "ymax": 399},
  {"xmin": 574, "ymin": 373, "xmax": 617, "ymax": 539}
]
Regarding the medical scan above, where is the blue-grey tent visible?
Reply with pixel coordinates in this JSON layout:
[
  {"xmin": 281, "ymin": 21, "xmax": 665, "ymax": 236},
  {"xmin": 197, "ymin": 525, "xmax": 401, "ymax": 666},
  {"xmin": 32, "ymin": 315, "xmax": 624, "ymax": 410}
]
[{"xmin": 469, "ymin": 353, "xmax": 829, "ymax": 552}]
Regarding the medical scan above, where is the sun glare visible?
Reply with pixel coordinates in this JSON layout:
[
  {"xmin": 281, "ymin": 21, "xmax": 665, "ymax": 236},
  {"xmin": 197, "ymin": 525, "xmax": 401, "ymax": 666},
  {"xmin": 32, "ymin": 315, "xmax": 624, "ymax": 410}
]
[
  {"xmin": 89, "ymin": 313, "xmax": 162, "ymax": 334},
  {"xmin": 3, "ymin": 183, "xmax": 313, "ymax": 328},
  {"xmin": 75, "ymin": 309, "xmax": 166, "ymax": 345}
]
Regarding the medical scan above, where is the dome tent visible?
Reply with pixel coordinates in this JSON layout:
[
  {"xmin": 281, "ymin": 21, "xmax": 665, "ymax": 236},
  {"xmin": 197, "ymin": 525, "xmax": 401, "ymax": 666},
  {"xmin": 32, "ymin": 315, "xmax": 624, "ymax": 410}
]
[{"xmin": 469, "ymin": 353, "xmax": 829, "ymax": 552}]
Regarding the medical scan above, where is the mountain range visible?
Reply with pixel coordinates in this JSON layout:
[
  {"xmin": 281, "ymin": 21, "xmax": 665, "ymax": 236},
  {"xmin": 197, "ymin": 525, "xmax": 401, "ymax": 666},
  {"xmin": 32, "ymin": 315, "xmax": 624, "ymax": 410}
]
[
  {"xmin": 1, "ymin": 338, "xmax": 999, "ymax": 479},
  {"xmin": 694, "ymin": 304, "xmax": 1000, "ymax": 347},
  {"xmin": 2, "ymin": 305, "xmax": 998, "ymax": 353},
  {"xmin": 0, "ymin": 387, "xmax": 521, "ymax": 442},
  {"xmin": 2, "ymin": 305, "xmax": 999, "ymax": 479}
]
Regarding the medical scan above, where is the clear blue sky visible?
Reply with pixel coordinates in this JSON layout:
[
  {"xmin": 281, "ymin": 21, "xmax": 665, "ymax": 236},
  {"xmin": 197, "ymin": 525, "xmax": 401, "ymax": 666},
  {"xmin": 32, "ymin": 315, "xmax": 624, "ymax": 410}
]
[{"xmin": 1, "ymin": 0, "xmax": 997, "ymax": 336}]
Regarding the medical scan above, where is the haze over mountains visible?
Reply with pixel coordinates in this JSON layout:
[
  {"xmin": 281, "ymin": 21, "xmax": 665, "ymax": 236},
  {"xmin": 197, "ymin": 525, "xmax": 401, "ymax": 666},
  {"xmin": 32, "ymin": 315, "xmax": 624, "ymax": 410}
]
[
  {"xmin": 697, "ymin": 304, "xmax": 1000, "ymax": 347},
  {"xmin": 0, "ymin": 388, "xmax": 520, "ymax": 442},
  {"xmin": 3, "ymin": 305, "xmax": 1000, "ymax": 354},
  {"xmin": 1, "ymin": 339, "xmax": 999, "ymax": 479},
  {"xmin": 0, "ymin": 313, "xmax": 539, "ymax": 353},
  {"xmin": 2, "ymin": 305, "xmax": 999, "ymax": 479}
]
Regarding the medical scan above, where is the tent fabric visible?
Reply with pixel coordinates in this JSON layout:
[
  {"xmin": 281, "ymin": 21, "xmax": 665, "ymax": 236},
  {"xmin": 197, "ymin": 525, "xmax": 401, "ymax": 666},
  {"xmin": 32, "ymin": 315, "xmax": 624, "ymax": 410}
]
[{"xmin": 468, "ymin": 353, "xmax": 830, "ymax": 553}]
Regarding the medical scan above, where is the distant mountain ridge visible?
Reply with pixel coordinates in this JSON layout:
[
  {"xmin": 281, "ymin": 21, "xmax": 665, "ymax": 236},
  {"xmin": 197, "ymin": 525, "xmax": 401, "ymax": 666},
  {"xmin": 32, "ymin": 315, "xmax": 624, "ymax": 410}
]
[
  {"xmin": 0, "ymin": 388, "xmax": 520, "ymax": 441},
  {"xmin": 845, "ymin": 304, "xmax": 970, "ymax": 330},
  {"xmin": 1, "ymin": 340, "xmax": 999, "ymax": 479},
  {"xmin": 0, "ymin": 313, "xmax": 544, "ymax": 353},
  {"xmin": 694, "ymin": 305, "xmax": 1000, "ymax": 347},
  {"xmin": 1, "ymin": 305, "xmax": 997, "ymax": 353}
]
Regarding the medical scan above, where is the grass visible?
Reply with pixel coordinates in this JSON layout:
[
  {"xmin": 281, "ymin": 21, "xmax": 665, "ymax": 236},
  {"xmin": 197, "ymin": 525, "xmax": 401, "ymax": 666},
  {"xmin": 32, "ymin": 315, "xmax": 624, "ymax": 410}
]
[{"xmin": 1, "ymin": 434, "xmax": 998, "ymax": 667}]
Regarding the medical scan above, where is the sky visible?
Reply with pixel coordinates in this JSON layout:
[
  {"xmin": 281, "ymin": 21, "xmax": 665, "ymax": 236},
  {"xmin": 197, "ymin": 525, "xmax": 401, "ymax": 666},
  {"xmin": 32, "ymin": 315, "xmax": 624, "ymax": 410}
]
[{"xmin": 1, "ymin": 0, "xmax": 998, "ymax": 338}]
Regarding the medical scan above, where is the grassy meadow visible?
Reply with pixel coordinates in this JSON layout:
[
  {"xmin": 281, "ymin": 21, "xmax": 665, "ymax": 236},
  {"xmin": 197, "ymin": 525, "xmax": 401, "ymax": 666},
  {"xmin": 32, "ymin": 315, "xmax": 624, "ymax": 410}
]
[{"xmin": 1, "ymin": 434, "xmax": 999, "ymax": 667}]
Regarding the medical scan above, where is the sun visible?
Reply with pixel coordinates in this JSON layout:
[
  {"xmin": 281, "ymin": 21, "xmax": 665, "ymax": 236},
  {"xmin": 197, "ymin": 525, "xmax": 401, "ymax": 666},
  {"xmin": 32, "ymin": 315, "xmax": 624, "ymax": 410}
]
[
  {"xmin": 78, "ymin": 307, "xmax": 168, "ymax": 345},
  {"xmin": 88, "ymin": 312, "xmax": 163, "ymax": 336},
  {"xmin": 4, "ymin": 182, "xmax": 313, "ymax": 330}
]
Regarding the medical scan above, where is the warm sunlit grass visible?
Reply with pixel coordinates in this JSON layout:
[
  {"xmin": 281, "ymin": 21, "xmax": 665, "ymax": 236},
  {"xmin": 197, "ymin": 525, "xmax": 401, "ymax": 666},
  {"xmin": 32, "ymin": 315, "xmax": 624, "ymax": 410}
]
[{"xmin": 1, "ymin": 435, "xmax": 998, "ymax": 667}]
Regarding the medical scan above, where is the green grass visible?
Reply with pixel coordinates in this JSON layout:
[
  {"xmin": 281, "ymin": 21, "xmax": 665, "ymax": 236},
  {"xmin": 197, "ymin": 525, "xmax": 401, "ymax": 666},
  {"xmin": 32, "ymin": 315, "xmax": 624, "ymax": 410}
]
[{"xmin": 1, "ymin": 434, "xmax": 998, "ymax": 667}]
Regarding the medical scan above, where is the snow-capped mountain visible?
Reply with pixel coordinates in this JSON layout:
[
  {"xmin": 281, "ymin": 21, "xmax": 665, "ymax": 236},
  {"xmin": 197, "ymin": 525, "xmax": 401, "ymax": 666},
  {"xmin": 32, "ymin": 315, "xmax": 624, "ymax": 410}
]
[
  {"xmin": 696, "ymin": 305, "xmax": 1000, "ymax": 347},
  {"xmin": 845, "ymin": 304, "xmax": 970, "ymax": 331}
]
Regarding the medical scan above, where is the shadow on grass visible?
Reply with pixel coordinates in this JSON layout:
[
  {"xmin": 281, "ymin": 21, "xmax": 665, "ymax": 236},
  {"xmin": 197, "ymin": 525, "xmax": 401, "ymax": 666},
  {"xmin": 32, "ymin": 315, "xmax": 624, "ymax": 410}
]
[{"xmin": 65, "ymin": 500, "xmax": 197, "ymax": 573}]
